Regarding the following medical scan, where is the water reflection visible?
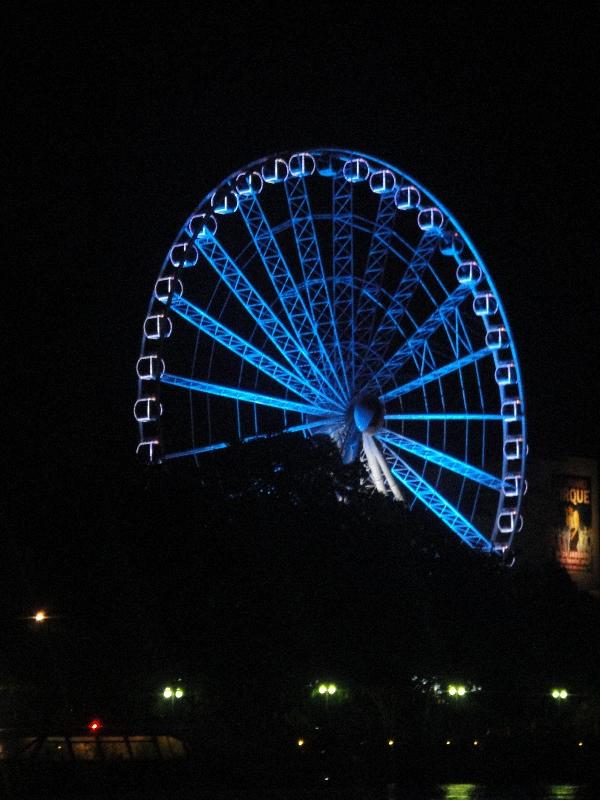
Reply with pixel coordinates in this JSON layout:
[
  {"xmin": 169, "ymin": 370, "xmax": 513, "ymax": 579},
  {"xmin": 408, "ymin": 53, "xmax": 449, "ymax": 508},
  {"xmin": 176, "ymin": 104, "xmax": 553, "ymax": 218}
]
[
  {"xmin": 441, "ymin": 786, "xmax": 477, "ymax": 800},
  {"xmin": 548, "ymin": 788, "xmax": 578, "ymax": 800},
  {"xmin": 436, "ymin": 786, "xmax": 582, "ymax": 800}
]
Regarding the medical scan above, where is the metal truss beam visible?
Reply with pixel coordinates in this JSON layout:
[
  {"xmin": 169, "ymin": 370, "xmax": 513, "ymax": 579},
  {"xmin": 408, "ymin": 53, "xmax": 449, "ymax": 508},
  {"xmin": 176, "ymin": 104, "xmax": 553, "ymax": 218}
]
[
  {"xmin": 356, "ymin": 232, "xmax": 439, "ymax": 385},
  {"xmin": 195, "ymin": 231, "xmax": 342, "ymax": 405},
  {"xmin": 285, "ymin": 176, "xmax": 349, "ymax": 394},
  {"xmin": 441, "ymin": 309, "xmax": 474, "ymax": 358},
  {"xmin": 379, "ymin": 443, "xmax": 493, "ymax": 550},
  {"xmin": 380, "ymin": 347, "xmax": 491, "ymax": 403},
  {"xmin": 354, "ymin": 194, "xmax": 397, "ymax": 355},
  {"xmin": 238, "ymin": 195, "xmax": 346, "ymax": 401},
  {"xmin": 332, "ymin": 176, "xmax": 355, "ymax": 389},
  {"xmin": 166, "ymin": 293, "xmax": 339, "ymax": 409},
  {"xmin": 368, "ymin": 283, "xmax": 473, "ymax": 392},
  {"xmin": 161, "ymin": 418, "xmax": 337, "ymax": 462},
  {"xmin": 377, "ymin": 428, "xmax": 505, "ymax": 491},
  {"xmin": 160, "ymin": 373, "xmax": 333, "ymax": 417},
  {"xmin": 384, "ymin": 413, "xmax": 505, "ymax": 422}
]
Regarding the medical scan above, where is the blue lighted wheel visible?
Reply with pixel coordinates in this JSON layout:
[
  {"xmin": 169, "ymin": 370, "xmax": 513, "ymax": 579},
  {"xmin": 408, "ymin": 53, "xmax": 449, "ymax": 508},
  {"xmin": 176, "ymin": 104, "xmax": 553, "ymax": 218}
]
[{"xmin": 135, "ymin": 149, "xmax": 527, "ymax": 552}]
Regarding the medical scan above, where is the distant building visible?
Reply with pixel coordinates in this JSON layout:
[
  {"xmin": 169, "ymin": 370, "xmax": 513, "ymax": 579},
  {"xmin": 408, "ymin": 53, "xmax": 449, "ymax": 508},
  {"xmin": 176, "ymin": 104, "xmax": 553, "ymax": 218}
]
[
  {"xmin": 520, "ymin": 456, "xmax": 599, "ymax": 595},
  {"xmin": 0, "ymin": 733, "xmax": 187, "ymax": 761}
]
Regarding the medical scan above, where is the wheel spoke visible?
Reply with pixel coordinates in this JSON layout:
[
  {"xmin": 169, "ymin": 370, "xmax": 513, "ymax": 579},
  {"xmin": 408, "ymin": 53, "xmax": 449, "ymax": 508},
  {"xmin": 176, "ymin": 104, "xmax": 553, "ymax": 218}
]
[
  {"xmin": 160, "ymin": 373, "xmax": 335, "ymax": 417},
  {"xmin": 377, "ymin": 428, "xmax": 505, "ymax": 491},
  {"xmin": 162, "ymin": 441, "xmax": 230, "ymax": 461},
  {"xmin": 356, "ymin": 232, "xmax": 439, "ymax": 385},
  {"xmin": 385, "ymin": 413, "xmax": 506, "ymax": 422},
  {"xmin": 195, "ymin": 231, "xmax": 344, "ymax": 405},
  {"xmin": 332, "ymin": 175, "xmax": 355, "ymax": 389},
  {"xmin": 354, "ymin": 194, "xmax": 397, "ymax": 356},
  {"xmin": 379, "ymin": 442, "xmax": 493, "ymax": 550},
  {"xmin": 367, "ymin": 283, "xmax": 474, "ymax": 392},
  {"xmin": 380, "ymin": 347, "xmax": 491, "ymax": 403},
  {"xmin": 285, "ymin": 176, "xmax": 349, "ymax": 394},
  {"xmin": 166, "ymin": 293, "xmax": 340, "ymax": 408},
  {"xmin": 238, "ymin": 194, "xmax": 347, "ymax": 401},
  {"xmin": 162, "ymin": 418, "xmax": 337, "ymax": 462}
]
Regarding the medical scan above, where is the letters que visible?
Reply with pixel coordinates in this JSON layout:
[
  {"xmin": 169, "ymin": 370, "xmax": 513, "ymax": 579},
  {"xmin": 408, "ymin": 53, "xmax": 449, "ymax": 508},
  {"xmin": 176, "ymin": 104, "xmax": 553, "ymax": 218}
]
[{"xmin": 560, "ymin": 478, "xmax": 591, "ymax": 506}]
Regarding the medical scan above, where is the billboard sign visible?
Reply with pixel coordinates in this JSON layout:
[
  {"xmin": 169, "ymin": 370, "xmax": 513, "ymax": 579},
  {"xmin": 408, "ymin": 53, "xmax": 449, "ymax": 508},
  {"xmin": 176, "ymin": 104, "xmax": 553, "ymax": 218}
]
[{"xmin": 554, "ymin": 474, "xmax": 593, "ymax": 574}]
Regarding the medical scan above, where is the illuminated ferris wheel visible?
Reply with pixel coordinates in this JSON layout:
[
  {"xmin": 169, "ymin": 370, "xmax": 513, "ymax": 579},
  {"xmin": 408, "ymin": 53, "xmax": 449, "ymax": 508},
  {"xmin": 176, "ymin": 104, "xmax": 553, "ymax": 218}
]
[{"xmin": 135, "ymin": 148, "xmax": 527, "ymax": 553}]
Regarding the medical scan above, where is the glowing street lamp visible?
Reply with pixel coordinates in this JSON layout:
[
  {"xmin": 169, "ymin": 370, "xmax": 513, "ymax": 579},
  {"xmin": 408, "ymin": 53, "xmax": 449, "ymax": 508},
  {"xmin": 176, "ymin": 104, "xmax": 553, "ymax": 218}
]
[
  {"xmin": 317, "ymin": 682, "xmax": 337, "ymax": 696},
  {"xmin": 34, "ymin": 610, "xmax": 47, "ymax": 623},
  {"xmin": 162, "ymin": 684, "xmax": 184, "ymax": 710}
]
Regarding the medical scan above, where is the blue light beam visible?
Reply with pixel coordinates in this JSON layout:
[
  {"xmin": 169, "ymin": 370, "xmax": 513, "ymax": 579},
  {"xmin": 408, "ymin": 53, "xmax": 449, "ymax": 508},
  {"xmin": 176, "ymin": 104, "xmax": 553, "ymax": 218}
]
[
  {"xmin": 160, "ymin": 373, "xmax": 334, "ymax": 417},
  {"xmin": 380, "ymin": 347, "xmax": 491, "ymax": 403},
  {"xmin": 377, "ymin": 428, "xmax": 505, "ymax": 491},
  {"xmin": 379, "ymin": 442, "xmax": 493, "ymax": 550},
  {"xmin": 166, "ymin": 293, "xmax": 341, "ymax": 409},
  {"xmin": 238, "ymin": 194, "xmax": 347, "ymax": 401},
  {"xmin": 285, "ymin": 176, "xmax": 349, "ymax": 394},
  {"xmin": 195, "ymin": 232, "xmax": 344, "ymax": 406},
  {"xmin": 356, "ymin": 232, "xmax": 439, "ymax": 384},
  {"xmin": 368, "ymin": 283, "xmax": 473, "ymax": 392}
]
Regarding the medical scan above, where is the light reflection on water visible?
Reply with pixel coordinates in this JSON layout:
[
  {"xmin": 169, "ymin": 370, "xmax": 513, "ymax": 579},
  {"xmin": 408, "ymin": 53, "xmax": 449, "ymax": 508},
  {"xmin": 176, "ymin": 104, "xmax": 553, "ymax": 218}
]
[
  {"xmin": 547, "ymin": 788, "xmax": 579, "ymax": 800},
  {"xmin": 435, "ymin": 786, "xmax": 583, "ymax": 800},
  {"xmin": 440, "ymin": 785, "xmax": 477, "ymax": 800}
]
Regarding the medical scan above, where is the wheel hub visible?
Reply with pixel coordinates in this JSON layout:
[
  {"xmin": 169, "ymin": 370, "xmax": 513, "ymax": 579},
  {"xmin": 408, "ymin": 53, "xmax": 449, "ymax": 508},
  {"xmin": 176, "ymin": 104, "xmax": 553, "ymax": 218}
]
[{"xmin": 352, "ymin": 395, "xmax": 384, "ymax": 434}]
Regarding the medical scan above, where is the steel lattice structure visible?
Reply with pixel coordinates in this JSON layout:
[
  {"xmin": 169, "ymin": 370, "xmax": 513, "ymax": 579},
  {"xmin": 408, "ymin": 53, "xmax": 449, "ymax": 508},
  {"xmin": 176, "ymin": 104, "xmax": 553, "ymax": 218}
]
[{"xmin": 135, "ymin": 149, "xmax": 527, "ymax": 552}]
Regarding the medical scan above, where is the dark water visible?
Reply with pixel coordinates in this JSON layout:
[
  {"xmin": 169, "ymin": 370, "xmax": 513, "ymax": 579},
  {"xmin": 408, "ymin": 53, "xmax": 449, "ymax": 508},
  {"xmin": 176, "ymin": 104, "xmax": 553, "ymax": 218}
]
[{"xmin": 11, "ymin": 786, "xmax": 593, "ymax": 800}]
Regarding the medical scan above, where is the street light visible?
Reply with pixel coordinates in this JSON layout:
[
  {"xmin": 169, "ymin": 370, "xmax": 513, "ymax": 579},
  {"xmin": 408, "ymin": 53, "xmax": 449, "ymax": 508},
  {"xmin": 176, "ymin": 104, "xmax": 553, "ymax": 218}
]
[
  {"xmin": 34, "ymin": 610, "xmax": 47, "ymax": 623},
  {"xmin": 162, "ymin": 684, "xmax": 184, "ymax": 711},
  {"xmin": 317, "ymin": 683, "xmax": 337, "ymax": 695}
]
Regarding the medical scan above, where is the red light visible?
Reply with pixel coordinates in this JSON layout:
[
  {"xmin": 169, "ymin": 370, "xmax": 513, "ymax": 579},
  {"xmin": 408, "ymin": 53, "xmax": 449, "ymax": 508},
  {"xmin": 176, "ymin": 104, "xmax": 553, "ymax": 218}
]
[{"xmin": 88, "ymin": 719, "xmax": 102, "ymax": 732}]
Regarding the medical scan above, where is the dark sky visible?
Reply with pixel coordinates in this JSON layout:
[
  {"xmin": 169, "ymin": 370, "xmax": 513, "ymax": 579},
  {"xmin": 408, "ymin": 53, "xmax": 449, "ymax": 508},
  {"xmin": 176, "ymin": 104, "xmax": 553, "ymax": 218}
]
[{"xmin": 6, "ymin": 5, "xmax": 598, "ymax": 605}]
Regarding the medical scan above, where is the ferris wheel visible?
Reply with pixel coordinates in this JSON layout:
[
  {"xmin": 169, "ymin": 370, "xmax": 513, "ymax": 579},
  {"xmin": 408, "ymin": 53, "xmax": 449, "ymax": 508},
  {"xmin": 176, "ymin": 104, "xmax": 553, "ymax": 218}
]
[{"xmin": 135, "ymin": 148, "xmax": 527, "ymax": 553}]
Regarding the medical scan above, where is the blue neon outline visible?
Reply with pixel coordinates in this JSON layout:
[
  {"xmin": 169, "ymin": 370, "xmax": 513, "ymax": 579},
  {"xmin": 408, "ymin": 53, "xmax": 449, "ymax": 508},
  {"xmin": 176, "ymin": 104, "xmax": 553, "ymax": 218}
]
[
  {"xmin": 161, "ymin": 373, "xmax": 332, "ymax": 417},
  {"xmin": 284, "ymin": 176, "xmax": 350, "ymax": 394},
  {"xmin": 238, "ymin": 193, "xmax": 347, "ymax": 403},
  {"xmin": 380, "ymin": 347, "xmax": 492, "ymax": 403},
  {"xmin": 377, "ymin": 429, "xmax": 505, "ymax": 492},
  {"xmin": 166, "ymin": 293, "xmax": 340, "ymax": 409},
  {"xmin": 379, "ymin": 442, "xmax": 492, "ymax": 550}
]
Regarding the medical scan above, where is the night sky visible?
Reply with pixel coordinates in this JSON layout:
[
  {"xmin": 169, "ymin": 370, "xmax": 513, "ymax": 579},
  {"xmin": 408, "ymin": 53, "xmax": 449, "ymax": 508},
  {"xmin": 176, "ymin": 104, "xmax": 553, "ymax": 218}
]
[{"xmin": 5, "ymin": 4, "xmax": 599, "ymax": 693}]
